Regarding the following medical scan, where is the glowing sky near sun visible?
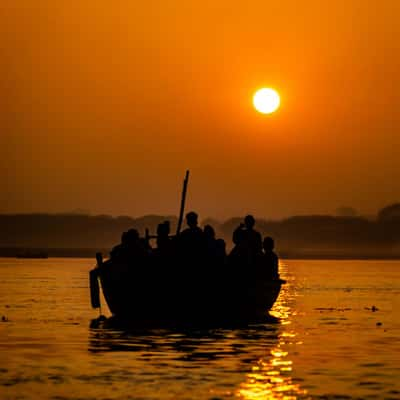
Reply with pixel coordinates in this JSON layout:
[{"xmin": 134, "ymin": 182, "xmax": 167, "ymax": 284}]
[{"xmin": 2, "ymin": 1, "xmax": 400, "ymax": 218}]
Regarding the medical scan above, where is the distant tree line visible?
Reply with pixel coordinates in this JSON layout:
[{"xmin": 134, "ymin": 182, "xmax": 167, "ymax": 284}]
[
  {"xmin": 0, "ymin": 203, "xmax": 399, "ymax": 258},
  {"xmin": 0, "ymin": 213, "xmax": 177, "ymax": 249}
]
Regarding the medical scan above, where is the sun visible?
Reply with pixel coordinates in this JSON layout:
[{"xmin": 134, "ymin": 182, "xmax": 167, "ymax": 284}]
[{"xmin": 253, "ymin": 88, "xmax": 280, "ymax": 114}]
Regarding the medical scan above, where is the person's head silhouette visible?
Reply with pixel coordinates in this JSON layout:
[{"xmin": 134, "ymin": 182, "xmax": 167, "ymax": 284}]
[
  {"xmin": 263, "ymin": 236, "xmax": 275, "ymax": 251},
  {"xmin": 126, "ymin": 228, "xmax": 139, "ymax": 243},
  {"xmin": 157, "ymin": 221, "xmax": 170, "ymax": 237},
  {"xmin": 244, "ymin": 215, "xmax": 255, "ymax": 229},
  {"xmin": 186, "ymin": 211, "xmax": 198, "ymax": 229}
]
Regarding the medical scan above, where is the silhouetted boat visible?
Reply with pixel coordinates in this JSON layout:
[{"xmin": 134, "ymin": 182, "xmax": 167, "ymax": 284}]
[
  {"xmin": 90, "ymin": 256, "xmax": 285, "ymax": 326},
  {"xmin": 89, "ymin": 171, "xmax": 285, "ymax": 326}
]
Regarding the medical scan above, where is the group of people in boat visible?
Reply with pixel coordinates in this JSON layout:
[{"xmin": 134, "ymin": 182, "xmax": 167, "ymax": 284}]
[{"xmin": 110, "ymin": 212, "xmax": 279, "ymax": 279}]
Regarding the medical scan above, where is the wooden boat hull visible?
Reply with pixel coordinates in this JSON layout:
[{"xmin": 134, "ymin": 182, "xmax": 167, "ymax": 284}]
[{"xmin": 94, "ymin": 259, "xmax": 284, "ymax": 326}]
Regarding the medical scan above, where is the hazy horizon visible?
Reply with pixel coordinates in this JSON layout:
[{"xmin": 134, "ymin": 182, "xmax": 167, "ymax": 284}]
[
  {"xmin": 2, "ymin": 183, "xmax": 398, "ymax": 221},
  {"xmin": 0, "ymin": 205, "xmax": 385, "ymax": 221}
]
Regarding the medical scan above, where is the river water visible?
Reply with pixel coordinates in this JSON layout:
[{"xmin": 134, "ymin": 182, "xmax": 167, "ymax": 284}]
[{"xmin": 0, "ymin": 258, "xmax": 399, "ymax": 399}]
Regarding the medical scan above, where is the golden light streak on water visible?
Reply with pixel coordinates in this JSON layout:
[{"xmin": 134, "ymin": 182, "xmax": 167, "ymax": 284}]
[{"xmin": 236, "ymin": 269, "xmax": 308, "ymax": 399}]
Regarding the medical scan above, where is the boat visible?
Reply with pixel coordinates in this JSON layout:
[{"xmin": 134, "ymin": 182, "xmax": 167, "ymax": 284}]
[
  {"xmin": 89, "ymin": 171, "xmax": 285, "ymax": 326},
  {"xmin": 91, "ymin": 257, "xmax": 284, "ymax": 326}
]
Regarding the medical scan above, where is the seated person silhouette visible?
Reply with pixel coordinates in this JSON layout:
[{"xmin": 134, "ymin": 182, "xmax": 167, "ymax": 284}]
[
  {"xmin": 157, "ymin": 221, "xmax": 170, "ymax": 247},
  {"xmin": 155, "ymin": 221, "xmax": 174, "ymax": 259},
  {"xmin": 110, "ymin": 228, "xmax": 146, "ymax": 264},
  {"xmin": 179, "ymin": 211, "xmax": 203, "ymax": 260},
  {"xmin": 229, "ymin": 215, "xmax": 262, "ymax": 268},
  {"xmin": 242, "ymin": 215, "xmax": 262, "ymax": 256},
  {"xmin": 228, "ymin": 225, "xmax": 247, "ymax": 268},
  {"xmin": 110, "ymin": 231, "xmax": 128, "ymax": 261},
  {"xmin": 261, "ymin": 236, "xmax": 279, "ymax": 279},
  {"xmin": 123, "ymin": 228, "xmax": 147, "ymax": 263},
  {"xmin": 232, "ymin": 222, "xmax": 245, "ymax": 246},
  {"xmin": 204, "ymin": 224, "xmax": 217, "ymax": 255},
  {"xmin": 203, "ymin": 224, "xmax": 226, "ymax": 262}
]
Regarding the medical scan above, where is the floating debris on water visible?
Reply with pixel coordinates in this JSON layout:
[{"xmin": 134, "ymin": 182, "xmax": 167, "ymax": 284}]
[{"xmin": 365, "ymin": 305, "xmax": 379, "ymax": 312}]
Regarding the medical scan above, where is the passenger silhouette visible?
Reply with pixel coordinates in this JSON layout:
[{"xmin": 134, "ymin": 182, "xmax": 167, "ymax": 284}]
[
  {"xmin": 181, "ymin": 212, "xmax": 202, "ymax": 235},
  {"xmin": 201, "ymin": 224, "xmax": 226, "ymax": 272},
  {"xmin": 179, "ymin": 211, "xmax": 203, "ymax": 260},
  {"xmin": 155, "ymin": 221, "xmax": 174, "ymax": 259},
  {"xmin": 228, "ymin": 225, "xmax": 248, "ymax": 269},
  {"xmin": 124, "ymin": 228, "xmax": 147, "ymax": 263},
  {"xmin": 110, "ymin": 231, "xmax": 128, "ymax": 261},
  {"xmin": 261, "ymin": 237, "xmax": 279, "ymax": 279},
  {"xmin": 243, "ymin": 215, "xmax": 262, "ymax": 255},
  {"xmin": 110, "ymin": 228, "xmax": 146, "ymax": 264},
  {"xmin": 203, "ymin": 224, "xmax": 218, "ymax": 260},
  {"xmin": 229, "ymin": 215, "xmax": 262, "ymax": 268},
  {"xmin": 232, "ymin": 223, "xmax": 245, "ymax": 245},
  {"xmin": 157, "ymin": 221, "xmax": 170, "ymax": 247}
]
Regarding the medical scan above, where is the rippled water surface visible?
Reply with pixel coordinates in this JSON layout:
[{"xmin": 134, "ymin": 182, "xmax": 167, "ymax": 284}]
[{"xmin": 1, "ymin": 258, "xmax": 400, "ymax": 399}]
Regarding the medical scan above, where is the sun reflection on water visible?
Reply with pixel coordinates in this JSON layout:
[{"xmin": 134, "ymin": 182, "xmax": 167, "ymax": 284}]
[{"xmin": 237, "ymin": 268, "xmax": 307, "ymax": 399}]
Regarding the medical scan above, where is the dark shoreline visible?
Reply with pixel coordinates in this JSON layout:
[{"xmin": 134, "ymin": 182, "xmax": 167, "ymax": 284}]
[
  {"xmin": 2, "ymin": 214, "xmax": 400, "ymax": 261},
  {"xmin": 2, "ymin": 247, "xmax": 400, "ymax": 260}
]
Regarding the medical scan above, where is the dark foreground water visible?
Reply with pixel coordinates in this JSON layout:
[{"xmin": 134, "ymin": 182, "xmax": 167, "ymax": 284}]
[{"xmin": 0, "ymin": 258, "xmax": 400, "ymax": 400}]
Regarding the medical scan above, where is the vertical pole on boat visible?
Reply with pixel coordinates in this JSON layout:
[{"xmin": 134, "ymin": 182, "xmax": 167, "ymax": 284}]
[
  {"xmin": 96, "ymin": 252, "xmax": 103, "ymax": 317},
  {"xmin": 176, "ymin": 170, "xmax": 190, "ymax": 235},
  {"xmin": 93, "ymin": 252, "xmax": 103, "ymax": 317}
]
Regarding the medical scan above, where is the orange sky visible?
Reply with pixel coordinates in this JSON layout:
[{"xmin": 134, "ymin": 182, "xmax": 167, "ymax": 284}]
[{"xmin": 2, "ymin": 1, "xmax": 400, "ymax": 219}]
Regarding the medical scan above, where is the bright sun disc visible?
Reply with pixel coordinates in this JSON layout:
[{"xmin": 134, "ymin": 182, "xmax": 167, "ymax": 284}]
[{"xmin": 253, "ymin": 88, "xmax": 280, "ymax": 114}]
